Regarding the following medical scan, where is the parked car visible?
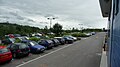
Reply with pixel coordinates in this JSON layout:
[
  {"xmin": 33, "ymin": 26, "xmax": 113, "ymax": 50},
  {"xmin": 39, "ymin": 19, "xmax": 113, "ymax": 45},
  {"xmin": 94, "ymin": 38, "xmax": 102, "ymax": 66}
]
[
  {"xmin": 7, "ymin": 43, "xmax": 30, "ymax": 58},
  {"xmin": 51, "ymin": 39, "xmax": 60, "ymax": 46},
  {"xmin": 63, "ymin": 35, "xmax": 77, "ymax": 41},
  {"xmin": 63, "ymin": 37, "xmax": 74, "ymax": 44},
  {"xmin": 0, "ymin": 40, "xmax": 1, "ymax": 44},
  {"xmin": 22, "ymin": 41, "xmax": 45, "ymax": 53},
  {"xmin": 7, "ymin": 34, "xmax": 15, "ymax": 38},
  {"xmin": 85, "ymin": 33, "xmax": 92, "ymax": 36},
  {"xmin": 0, "ymin": 46, "xmax": 12, "ymax": 63},
  {"xmin": 22, "ymin": 36, "xmax": 30, "ymax": 40},
  {"xmin": 54, "ymin": 37, "xmax": 65, "ymax": 45},
  {"xmin": 91, "ymin": 32, "xmax": 96, "ymax": 35},
  {"xmin": 13, "ymin": 34, "xmax": 21, "ymax": 38},
  {"xmin": 16, "ymin": 36, "xmax": 29, "ymax": 41},
  {"xmin": 2, "ymin": 38, "xmax": 15, "ymax": 45},
  {"xmin": 38, "ymin": 39, "xmax": 54, "ymax": 49}
]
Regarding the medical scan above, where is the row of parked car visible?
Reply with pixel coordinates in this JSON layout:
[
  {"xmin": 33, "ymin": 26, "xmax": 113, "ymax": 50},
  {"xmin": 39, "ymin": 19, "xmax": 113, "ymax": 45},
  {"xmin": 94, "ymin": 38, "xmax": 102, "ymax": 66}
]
[{"xmin": 0, "ymin": 34, "xmax": 78, "ymax": 64}]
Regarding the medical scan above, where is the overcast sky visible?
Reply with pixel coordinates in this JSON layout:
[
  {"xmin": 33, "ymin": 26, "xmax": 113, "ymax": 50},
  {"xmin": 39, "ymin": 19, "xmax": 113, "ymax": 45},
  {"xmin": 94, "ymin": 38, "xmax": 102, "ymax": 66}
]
[{"xmin": 0, "ymin": 0, "xmax": 108, "ymax": 29}]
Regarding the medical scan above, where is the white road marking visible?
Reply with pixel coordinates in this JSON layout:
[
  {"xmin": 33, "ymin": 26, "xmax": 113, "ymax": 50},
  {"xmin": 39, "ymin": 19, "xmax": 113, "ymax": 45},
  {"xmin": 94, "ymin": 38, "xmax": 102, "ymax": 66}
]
[
  {"xmin": 16, "ymin": 44, "xmax": 73, "ymax": 67},
  {"xmin": 96, "ymin": 53, "xmax": 102, "ymax": 56},
  {"xmin": 81, "ymin": 38, "xmax": 87, "ymax": 40}
]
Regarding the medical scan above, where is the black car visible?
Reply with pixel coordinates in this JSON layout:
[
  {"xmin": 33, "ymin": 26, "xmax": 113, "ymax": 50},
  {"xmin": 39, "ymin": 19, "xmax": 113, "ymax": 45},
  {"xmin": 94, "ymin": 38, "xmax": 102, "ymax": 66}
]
[
  {"xmin": 38, "ymin": 39, "xmax": 54, "ymax": 49},
  {"xmin": 7, "ymin": 43, "xmax": 30, "ymax": 58},
  {"xmin": 63, "ymin": 37, "xmax": 74, "ymax": 44},
  {"xmin": 54, "ymin": 37, "xmax": 65, "ymax": 45},
  {"xmin": 2, "ymin": 38, "xmax": 15, "ymax": 45},
  {"xmin": 52, "ymin": 39, "xmax": 60, "ymax": 46}
]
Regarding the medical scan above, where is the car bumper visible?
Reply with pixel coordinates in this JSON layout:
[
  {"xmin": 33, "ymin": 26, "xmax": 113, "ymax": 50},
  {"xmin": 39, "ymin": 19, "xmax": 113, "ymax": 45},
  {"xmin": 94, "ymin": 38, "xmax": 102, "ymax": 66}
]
[
  {"xmin": 66, "ymin": 40, "xmax": 73, "ymax": 44},
  {"xmin": 48, "ymin": 44, "xmax": 54, "ymax": 48},
  {"xmin": 37, "ymin": 48, "xmax": 45, "ymax": 52},
  {"xmin": 16, "ymin": 51, "xmax": 30, "ymax": 56},
  {"xmin": 31, "ymin": 48, "xmax": 45, "ymax": 53},
  {"xmin": 0, "ymin": 55, "xmax": 12, "ymax": 63}
]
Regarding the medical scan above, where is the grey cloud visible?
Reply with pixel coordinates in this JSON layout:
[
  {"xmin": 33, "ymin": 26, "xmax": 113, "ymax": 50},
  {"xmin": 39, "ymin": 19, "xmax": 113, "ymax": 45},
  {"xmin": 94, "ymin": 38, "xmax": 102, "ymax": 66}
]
[{"xmin": 0, "ymin": 0, "xmax": 107, "ymax": 29}]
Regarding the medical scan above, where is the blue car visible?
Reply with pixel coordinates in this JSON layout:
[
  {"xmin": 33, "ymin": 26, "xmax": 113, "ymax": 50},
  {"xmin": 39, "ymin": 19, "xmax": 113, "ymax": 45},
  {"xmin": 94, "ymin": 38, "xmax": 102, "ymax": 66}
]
[
  {"xmin": 22, "ymin": 40, "xmax": 45, "ymax": 53},
  {"xmin": 38, "ymin": 39, "xmax": 54, "ymax": 49}
]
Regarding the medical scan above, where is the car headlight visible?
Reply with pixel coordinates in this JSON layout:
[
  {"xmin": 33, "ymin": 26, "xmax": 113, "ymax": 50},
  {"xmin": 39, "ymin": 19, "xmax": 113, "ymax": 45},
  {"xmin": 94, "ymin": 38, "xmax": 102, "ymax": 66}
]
[{"xmin": 37, "ymin": 48, "xmax": 40, "ymax": 50}]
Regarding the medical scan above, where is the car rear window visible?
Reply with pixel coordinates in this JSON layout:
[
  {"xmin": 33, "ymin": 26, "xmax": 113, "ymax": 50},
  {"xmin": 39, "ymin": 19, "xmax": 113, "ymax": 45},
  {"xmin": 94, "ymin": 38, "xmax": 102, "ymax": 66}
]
[
  {"xmin": 19, "ymin": 44, "xmax": 27, "ymax": 49},
  {"xmin": 30, "ymin": 41, "xmax": 38, "ymax": 46},
  {"xmin": 54, "ymin": 39, "xmax": 58, "ymax": 42},
  {"xmin": 0, "ymin": 48, "xmax": 9, "ymax": 54},
  {"xmin": 47, "ymin": 40, "xmax": 52, "ymax": 43}
]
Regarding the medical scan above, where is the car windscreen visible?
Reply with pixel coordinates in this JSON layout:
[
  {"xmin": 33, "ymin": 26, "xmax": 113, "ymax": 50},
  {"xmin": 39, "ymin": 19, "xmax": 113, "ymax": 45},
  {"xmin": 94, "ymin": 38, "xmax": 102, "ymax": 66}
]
[
  {"xmin": 0, "ymin": 48, "xmax": 9, "ymax": 54},
  {"xmin": 30, "ymin": 41, "xmax": 38, "ymax": 46},
  {"xmin": 69, "ymin": 36, "xmax": 73, "ymax": 38},
  {"xmin": 20, "ymin": 37, "xmax": 26, "ymax": 40},
  {"xmin": 9, "ymin": 38, "xmax": 15, "ymax": 43},
  {"xmin": 19, "ymin": 44, "xmax": 27, "ymax": 49},
  {"xmin": 66, "ymin": 37, "xmax": 70, "ymax": 39}
]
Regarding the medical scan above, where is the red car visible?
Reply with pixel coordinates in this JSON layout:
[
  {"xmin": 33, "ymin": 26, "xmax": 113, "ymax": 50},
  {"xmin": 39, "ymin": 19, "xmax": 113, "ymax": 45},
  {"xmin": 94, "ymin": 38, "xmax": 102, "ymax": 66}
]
[
  {"xmin": 8, "ymin": 34, "xmax": 15, "ymax": 38},
  {"xmin": 0, "ymin": 46, "xmax": 12, "ymax": 63}
]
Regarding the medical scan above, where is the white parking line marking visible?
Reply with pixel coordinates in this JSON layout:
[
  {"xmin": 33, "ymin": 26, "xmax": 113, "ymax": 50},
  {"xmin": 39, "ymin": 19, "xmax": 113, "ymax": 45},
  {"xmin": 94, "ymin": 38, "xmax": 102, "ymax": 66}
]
[
  {"xmin": 16, "ymin": 44, "xmax": 73, "ymax": 67},
  {"xmin": 81, "ymin": 38, "xmax": 87, "ymax": 40}
]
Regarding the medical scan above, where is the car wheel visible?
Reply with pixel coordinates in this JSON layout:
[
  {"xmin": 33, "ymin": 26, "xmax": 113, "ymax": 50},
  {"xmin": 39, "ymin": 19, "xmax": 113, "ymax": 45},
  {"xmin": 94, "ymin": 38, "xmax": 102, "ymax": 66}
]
[
  {"xmin": 45, "ymin": 47, "xmax": 47, "ymax": 49},
  {"xmin": 7, "ymin": 58, "xmax": 12, "ymax": 62},
  {"xmin": 26, "ymin": 53, "xmax": 29, "ymax": 56},
  {"xmin": 66, "ymin": 41, "xmax": 68, "ymax": 44},
  {"xmin": 13, "ymin": 53, "xmax": 17, "ymax": 58}
]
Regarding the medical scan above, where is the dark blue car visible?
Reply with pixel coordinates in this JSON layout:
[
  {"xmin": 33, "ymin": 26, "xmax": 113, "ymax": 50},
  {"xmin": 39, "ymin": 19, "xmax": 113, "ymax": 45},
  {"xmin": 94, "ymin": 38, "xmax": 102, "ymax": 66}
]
[
  {"xmin": 63, "ymin": 37, "xmax": 74, "ymax": 44},
  {"xmin": 38, "ymin": 39, "xmax": 54, "ymax": 49},
  {"xmin": 22, "ymin": 40, "xmax": 45, "ymax": 53}
]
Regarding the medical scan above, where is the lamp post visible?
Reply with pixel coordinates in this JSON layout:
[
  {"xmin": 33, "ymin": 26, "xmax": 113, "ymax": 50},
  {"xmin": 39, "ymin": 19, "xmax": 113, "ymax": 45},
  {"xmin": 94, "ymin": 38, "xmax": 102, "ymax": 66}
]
[
  {"xmin": 78, "ymin": 24, "xmax": 83, "ymax": 33},
  {"xmin": 47, "ymin": 17, "xmax": 55, "ymax": 29}
]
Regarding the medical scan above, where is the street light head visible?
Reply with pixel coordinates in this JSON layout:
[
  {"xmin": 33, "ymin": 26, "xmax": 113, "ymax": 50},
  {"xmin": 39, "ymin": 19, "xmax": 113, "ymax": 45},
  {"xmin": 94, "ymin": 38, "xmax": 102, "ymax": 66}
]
[
  {"xmin": 47, "ymin": 18, "xmax": 50, "ymax": 19},
  {"xmin": 53, "ymin": 18, "xmax": 55, "ymax": 20},
  {"xmin": 78, "ymin": 24, "xmax": 83, "ymax": 25}
]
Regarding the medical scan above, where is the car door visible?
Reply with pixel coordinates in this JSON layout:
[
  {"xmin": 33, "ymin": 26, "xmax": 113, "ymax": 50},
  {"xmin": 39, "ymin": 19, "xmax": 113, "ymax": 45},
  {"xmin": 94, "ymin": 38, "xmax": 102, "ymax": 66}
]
[
  {"xmin": 41, "ymin": 40, "xmax": 47, "ymax": 47},
  {"xmin": 10, "ymin": 44, "xmax": 18, "ymax": 53}
]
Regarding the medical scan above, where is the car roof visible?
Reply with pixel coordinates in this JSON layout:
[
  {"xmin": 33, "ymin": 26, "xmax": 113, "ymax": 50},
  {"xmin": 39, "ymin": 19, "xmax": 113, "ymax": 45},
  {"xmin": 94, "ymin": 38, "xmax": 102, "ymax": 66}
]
[
  {"xmin": 54, "ymin": 37, "xmax": 62, "ymax": 38},
  {"xmin": 12, "ymin": 43, "xmax": 25, "ymax": 46},
  {"xmin": 0, "ymin": 46, "xmax": 6, "ymax": 49},
  {"xmin": 52, "ymin": 39, "xmax": 58, "ymax": 40},
  {"xmin": 41, "ymin": 39, "xmax": 51, "ymax": 41}
]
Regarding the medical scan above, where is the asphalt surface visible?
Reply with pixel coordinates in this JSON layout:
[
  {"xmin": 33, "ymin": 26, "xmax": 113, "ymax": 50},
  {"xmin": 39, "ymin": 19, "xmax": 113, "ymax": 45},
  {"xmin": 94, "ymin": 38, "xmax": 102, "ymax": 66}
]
[{"xmin": 0, "ymin": 32, "xmax": 105, "ymax": 67}]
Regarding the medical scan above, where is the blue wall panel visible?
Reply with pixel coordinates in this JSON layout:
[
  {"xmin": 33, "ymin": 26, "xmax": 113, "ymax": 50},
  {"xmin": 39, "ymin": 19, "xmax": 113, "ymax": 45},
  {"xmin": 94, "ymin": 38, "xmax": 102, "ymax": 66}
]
[{"xmin": 109, "ymin": 0, "xmax": 120, "ymax": 67}]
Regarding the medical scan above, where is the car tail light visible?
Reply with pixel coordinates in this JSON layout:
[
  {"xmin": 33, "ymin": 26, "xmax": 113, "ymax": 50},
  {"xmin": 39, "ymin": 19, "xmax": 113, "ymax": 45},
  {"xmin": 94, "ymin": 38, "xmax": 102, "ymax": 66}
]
[
  {"xmin": 0, "ymin": 54, "xmax": 3, "ymax": 58},
  {"xmin": 17, "ymin": 50, "xmax": 21, "ymax": 53},
  {"xmin": 0, "ymin": 54, "xmax": 8, "ymax": 58},
  {"xmin": 28, "ymin": 48, "xmax": 30, "ymax": 50},
  {"xmin": 0, "ymin": 56, "xmax": 4, "ymax": 59}
]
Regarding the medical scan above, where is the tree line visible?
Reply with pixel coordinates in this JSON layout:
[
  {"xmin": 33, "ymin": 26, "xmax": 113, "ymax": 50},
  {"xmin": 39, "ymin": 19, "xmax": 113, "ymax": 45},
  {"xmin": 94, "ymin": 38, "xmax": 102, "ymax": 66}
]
[
  {"xmin": 0, "ymin": 22, "xmax": 103, "ymax": 37},
  {"xmin": 0, "ymin": 23, "xmax": 41, "ymax": 36}
]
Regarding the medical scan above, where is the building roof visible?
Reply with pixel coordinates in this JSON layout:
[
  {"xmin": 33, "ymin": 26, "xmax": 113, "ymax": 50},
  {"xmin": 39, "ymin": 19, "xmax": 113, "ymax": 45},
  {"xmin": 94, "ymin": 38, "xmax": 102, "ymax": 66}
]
[{"xmin": 99, "ymin": 0, "xmax": 112, "ymax": 17}]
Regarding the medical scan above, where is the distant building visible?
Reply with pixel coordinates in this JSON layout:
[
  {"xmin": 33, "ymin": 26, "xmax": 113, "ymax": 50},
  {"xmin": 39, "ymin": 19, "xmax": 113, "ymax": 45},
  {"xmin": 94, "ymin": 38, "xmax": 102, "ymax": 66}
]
[{"xmin": 99, "ymin": 0, "xmax": 120, "ymax": 67}]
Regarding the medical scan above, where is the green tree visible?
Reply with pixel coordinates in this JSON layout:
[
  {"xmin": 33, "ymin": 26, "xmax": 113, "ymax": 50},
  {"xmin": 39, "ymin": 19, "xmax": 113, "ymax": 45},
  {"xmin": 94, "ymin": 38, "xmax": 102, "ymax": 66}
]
[
  {"xmin": 43, "ymin": 26, "xmax": 49, "ymax": 34},
  {"xmin": 52, "ymin": 23, "xmax": 63, "ymax": 36},
  {"xmin": 0, "ymin": 22, "xmax": 42, "ymax": 36}
]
